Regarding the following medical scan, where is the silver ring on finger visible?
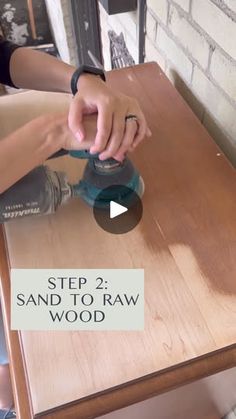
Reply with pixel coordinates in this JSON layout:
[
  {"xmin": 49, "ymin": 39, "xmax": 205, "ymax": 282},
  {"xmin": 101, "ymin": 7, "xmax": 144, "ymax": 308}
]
[{"xmin": 125, "ymin": 114, "xmax": 138, "ymax": 123}]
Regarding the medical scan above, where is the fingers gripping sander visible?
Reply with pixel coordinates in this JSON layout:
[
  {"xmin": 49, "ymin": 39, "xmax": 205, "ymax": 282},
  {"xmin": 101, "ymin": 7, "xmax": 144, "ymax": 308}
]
[
  {"xmin": 0, "ymin": 151, "xmax": 144, "ymax": 222},
  {"xmin": 71, "ymin": 150, "xmax": 144, "ymax": 207}
]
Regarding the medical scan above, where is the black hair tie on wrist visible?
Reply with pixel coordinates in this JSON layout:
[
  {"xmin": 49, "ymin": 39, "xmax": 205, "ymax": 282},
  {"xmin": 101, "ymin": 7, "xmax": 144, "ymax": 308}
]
[{"xmin": 70, "ymin": 65, "xmax": 106, "ymax": 96}]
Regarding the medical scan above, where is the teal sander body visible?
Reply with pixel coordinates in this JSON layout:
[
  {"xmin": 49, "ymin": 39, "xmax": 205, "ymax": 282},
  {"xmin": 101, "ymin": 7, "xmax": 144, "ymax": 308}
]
[
  {"xmin": 0, "ymin": 149, "xmax": 144, "ymax": 222},
  {"xmin": 70, "ymin": 150, "xmax": 144, "ymax": 208}
]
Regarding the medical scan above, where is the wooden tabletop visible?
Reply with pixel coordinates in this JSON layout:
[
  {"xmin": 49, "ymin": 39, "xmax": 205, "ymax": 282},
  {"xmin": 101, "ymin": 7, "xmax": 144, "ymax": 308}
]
[{"xmin": 0, "ymin": 63, "xmax": 236, "ymax": 419}]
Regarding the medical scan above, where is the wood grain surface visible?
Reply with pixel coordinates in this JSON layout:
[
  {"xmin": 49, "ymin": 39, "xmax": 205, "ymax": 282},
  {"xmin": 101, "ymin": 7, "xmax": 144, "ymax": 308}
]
[{"xmin": 0, "ymin": 63, "xmax": 236, "ymax": 417}]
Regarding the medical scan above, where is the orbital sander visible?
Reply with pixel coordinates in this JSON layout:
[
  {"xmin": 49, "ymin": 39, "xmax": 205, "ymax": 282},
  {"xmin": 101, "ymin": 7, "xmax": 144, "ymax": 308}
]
[
  {"xmin": 0, "ymin": 149, "xmax": 144, "ymax": 222},
  {"xmin": 70, "ymin": 150, "xmax": 144, "ymax": 208}
]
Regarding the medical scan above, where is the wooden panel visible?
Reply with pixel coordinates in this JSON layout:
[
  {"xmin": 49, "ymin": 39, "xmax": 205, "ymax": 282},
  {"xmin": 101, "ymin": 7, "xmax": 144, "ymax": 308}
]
[
  {"xmin": 1, "ymin": 63, "xmax": 236, "ymax": 417},
  {"xmin": 100, "ymin": 367, "xmax": 236, "ymax": 419}
]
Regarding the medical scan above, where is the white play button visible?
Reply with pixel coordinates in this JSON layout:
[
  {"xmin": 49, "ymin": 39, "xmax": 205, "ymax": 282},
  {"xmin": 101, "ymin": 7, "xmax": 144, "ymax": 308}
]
[
  {"xmin": 110, "ymin": 201, "xmax": 128, "ymax": 219},
  {"xmin": 93, "ymin": 185, "xmax": 143, "ymax": 234}
]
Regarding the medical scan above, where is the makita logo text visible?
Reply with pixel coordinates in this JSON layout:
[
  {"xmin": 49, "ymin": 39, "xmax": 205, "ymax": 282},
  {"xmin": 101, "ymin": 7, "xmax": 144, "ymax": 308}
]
[{"xmin": 3, "ymin": 208, "xmax": 40, "ymax": 218}]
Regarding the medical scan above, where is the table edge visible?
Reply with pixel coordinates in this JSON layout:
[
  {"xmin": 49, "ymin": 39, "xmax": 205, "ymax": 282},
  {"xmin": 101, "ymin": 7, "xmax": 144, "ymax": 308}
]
[
  {"xmin": 37, "ymin": 344, "xmax": 236, "ymax": 419},
  {"xmin": 0, "ymin": 225, "xmax": 33, "ymax": 419}
]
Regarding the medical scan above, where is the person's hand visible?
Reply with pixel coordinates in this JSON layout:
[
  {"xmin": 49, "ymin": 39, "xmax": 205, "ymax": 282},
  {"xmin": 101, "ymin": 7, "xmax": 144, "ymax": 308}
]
[
  {"xmin": 43, "ymin": 112, "xmax": 97, "ymax": 151},
  {"xmin": 68, "ymin": 74, "xmax": 152, "ymax": 161}
]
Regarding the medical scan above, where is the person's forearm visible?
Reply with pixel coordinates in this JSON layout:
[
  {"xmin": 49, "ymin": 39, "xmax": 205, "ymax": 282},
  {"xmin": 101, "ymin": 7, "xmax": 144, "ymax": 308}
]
[
  {"xmin": 0, "ymin": 115, "xmax": 64, "ymax": 193},
  {"xmin": 9, "ymin": 47, "xmax": 75, "ymax": 93},
  {"xmin": 0, "ymin": 113, "xmax": 97, "ymax": 194}
]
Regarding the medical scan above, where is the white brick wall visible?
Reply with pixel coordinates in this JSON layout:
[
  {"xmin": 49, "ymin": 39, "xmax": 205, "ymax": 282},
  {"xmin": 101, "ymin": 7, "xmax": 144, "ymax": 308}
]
[
  {"xmin": 224, "ymin": 0, "xmax": 236, "ymax": 13},
  {"xmin": 172, "ymin": 0, "xmax": 190, "ymax": 12},
  {"xmin": 169, "ymin": 6, "xmax": 209, "ymax": 69},
  {"xmin": 145, "ymin": 37, "xmax": 166, "ymax": 71},
  {"xmin": 192, "ymin": 67, "xmax": 236, "ymax": 146},
  {"xmin": 146, "ymin": 10, "xmax": 157, "ymax": 42},
  {"xmin": 192, "ymin": 0, "xmax": 236, "ymax": 60},
  {"xmin": 210, "ymin": 50, "xmax": 236, "ymax": 102},
  {"xmin": 147, "ymin": 0, "xmax": 168, "ymax": 25},
  {"xmin": 97, "ymin": 0, "xmax": 236, "ymax": 163},
  {"xmin": 144, "ymin": 0, "xmax": 236, "ymax": 164},
  {"xmin": 156, "ymin": 26, "xmax": 193, "ymax": 83}
]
